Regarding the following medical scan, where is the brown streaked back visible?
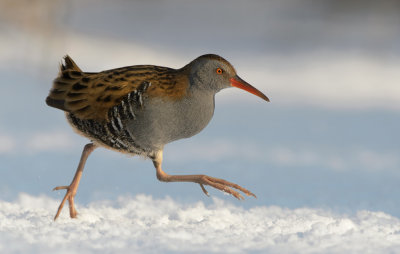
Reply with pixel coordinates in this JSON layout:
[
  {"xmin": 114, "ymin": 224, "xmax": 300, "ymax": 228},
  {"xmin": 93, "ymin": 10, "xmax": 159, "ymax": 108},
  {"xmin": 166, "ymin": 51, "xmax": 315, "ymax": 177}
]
[{"xmin": 46, "ymin": 56, "xmax": 189, "ymax": 121}]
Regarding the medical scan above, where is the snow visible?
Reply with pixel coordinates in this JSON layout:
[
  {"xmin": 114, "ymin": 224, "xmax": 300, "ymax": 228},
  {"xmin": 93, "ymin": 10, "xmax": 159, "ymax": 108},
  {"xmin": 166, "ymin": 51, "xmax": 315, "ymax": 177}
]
[{"xmin": 1, "ymin": 194, "xmax": 399, "ymax": 254}]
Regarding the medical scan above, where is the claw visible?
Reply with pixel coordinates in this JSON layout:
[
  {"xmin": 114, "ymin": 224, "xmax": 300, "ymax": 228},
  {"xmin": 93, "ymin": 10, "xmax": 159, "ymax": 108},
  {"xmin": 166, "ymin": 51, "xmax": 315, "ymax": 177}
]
[
  {"xmin": 221, "ymin": 187, "xmax": 244, "ymax": 200},
  {"xmin": 197, "ymin": 175, "xmax": 254, "ymax": 201},
  {"xmin": 199, "ymin": 183, "xmax": 210, "ymax": 196},
  {"xmin": 53, "ymin": 186, "xmax": 69, "ymax": 191},
  {"xmin": 248, "ymin": 192, "xmax": 257, "ymax": 198}
]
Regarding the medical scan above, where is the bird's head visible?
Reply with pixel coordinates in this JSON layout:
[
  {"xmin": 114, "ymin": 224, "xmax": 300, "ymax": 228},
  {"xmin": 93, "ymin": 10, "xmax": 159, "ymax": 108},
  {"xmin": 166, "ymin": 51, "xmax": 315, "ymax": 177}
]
[{"xmin": 185, "ymin": 54, "xmax": 269, "ymax": 102}]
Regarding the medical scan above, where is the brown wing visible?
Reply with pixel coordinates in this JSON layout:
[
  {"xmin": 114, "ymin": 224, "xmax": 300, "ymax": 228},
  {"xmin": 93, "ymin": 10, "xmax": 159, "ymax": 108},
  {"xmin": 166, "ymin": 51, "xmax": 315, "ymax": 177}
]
[{"xmin": 46, "ymin": 56, "xmax": 189, "ymax": 121}]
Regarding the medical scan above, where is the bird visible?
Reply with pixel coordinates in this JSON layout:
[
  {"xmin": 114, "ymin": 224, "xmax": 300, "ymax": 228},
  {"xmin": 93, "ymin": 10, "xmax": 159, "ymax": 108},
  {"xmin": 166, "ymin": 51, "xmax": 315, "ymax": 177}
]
[{"xmin": 46, "ymin": 54, "xmax": 269, "ymax": 220}]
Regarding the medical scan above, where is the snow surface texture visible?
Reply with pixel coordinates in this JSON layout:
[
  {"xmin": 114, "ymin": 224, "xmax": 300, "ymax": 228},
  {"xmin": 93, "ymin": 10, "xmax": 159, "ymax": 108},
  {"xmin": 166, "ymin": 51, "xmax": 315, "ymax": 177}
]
[{"xmin": 1, "ymin": 194, "xmax": 399, "ymax": 254}]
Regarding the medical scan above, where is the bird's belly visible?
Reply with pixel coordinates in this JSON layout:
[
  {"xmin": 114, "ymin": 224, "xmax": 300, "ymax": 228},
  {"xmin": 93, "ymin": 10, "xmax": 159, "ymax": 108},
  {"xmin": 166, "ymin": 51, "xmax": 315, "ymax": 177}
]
[{"xmin": 127, "ymin": 96, "xmax": 215, "ymax": 151}]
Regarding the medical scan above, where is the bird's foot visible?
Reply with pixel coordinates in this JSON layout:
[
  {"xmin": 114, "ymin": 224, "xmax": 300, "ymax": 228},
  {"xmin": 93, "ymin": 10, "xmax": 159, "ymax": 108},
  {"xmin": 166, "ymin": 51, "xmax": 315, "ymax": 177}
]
[
  {"xmin": 153, "ymin": 152, "xmax": 256, "ymax": 201},
  {"xmin": 197, "ymin": 175, "xmax": 256, "ymax": 200},
  {"xmin": 53, "ymin": 182, "xmax": 79, "ymax": 220}
]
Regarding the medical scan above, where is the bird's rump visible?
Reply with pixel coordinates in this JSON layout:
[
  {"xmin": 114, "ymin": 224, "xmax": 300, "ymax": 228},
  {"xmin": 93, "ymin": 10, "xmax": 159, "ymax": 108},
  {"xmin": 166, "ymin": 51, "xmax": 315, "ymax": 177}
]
[{"xmin": 46, "ymin": 55, "xmax": 189, "ymax": 121}]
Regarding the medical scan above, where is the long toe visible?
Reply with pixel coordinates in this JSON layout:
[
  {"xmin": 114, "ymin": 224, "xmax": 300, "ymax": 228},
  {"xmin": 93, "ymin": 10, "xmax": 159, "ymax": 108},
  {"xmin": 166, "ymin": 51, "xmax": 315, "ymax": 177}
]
[
  {"xmin": 53, "ymin": 191, "xmax": 70, "ymax": 220},
  {"xmin": 200, "ymin": 175, "xmax": 255, "ymax": 200},
  {"xmin": 53, "ymin": 185, "xmax": 79, "ymax": 220}
]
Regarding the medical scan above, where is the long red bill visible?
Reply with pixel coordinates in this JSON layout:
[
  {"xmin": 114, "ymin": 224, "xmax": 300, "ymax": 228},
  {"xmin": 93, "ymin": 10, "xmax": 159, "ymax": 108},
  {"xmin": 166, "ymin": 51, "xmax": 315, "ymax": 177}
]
[{"xmin": 230, "ymin": 75, "xmax": 269, "ymax": 102}]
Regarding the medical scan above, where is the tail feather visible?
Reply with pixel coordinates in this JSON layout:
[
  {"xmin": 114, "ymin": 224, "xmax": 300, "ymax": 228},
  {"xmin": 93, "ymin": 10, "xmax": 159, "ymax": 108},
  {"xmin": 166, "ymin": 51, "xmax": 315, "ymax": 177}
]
[
  {"xmin": 46, "ymin": 55, "xmax": 83, "ymax": 111},
  {"xmin": 61, "ymin": 55, "xmax": 82, "ymax": 72},
  {"xmin": 45, "ymin": 97, "xmax": 66, "ymax": 111}
]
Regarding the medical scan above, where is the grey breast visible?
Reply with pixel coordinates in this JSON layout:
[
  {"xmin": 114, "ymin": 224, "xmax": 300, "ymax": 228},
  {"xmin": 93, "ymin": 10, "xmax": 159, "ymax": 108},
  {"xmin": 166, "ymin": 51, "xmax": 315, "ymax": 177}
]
[{"xmin": 126, "ymin": 90, "xmax": 215, "ymax": 151}]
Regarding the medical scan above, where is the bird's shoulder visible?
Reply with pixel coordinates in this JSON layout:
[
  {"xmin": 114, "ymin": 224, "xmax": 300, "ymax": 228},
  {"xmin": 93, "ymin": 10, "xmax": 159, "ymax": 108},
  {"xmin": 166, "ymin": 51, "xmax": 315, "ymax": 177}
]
[{"xmin": 47, "ymin": 57, "xmax": 190, "ymax": 121}]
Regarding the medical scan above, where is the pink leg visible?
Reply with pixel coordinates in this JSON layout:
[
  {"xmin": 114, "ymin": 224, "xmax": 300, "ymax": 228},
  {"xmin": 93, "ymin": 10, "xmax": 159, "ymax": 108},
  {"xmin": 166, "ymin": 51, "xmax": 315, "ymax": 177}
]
[
  {"xmin": 53, "ymin": 143, "xmax": 97, "ymax": 220},
  {"xmin": 152, "ymin": 151, "xmax": 256, "ymax": 200}
]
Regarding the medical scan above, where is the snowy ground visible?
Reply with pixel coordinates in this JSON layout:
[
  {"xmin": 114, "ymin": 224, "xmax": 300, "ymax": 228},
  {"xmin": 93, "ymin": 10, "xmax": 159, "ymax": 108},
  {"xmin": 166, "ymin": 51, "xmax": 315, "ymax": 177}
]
[{"xmin": 1, "ymin": 194, "xmax": 399, "ymax": 254}]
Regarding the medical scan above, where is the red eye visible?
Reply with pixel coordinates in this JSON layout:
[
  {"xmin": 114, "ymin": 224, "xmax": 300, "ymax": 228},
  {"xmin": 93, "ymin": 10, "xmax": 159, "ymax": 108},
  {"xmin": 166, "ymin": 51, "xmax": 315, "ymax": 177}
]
[{"xmin": 216, "ymin": 68, "xmax": 223, "ymax": 75}]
